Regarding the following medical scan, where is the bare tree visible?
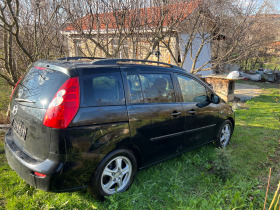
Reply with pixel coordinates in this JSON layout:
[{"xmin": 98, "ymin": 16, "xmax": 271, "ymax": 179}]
[
  {"xmin": 152, "ymin": 0, "xmax": 277, "ymax": 74},
  {"xmin": 208, "ymin": 0, "xmax": 277, "ymax": 73},
  {"xmin": 62, "ymin": 0, "xmax": 138, "ymax": 58},
  {"xmin": 0, "ymin": 0, "xmax": 68, "ymax": 86},
  {"xmin": 61, "ymin": 0, "xmax": 197, "ymax": 60},
  {"xmin": 1, "ymin": 0, "xmax": 277, "ymax": 89},
  {"xmin": 62, "ymin": 0, "xmax": 276, "ymax": 75}
]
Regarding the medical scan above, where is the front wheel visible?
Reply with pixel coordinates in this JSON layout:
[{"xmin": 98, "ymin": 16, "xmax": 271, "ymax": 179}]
[
  {"xmin": 215, "ymin": 120, "xmax": 233, "ymax": 147},
  {"xmin": 89, "ymin": 149, "xmax": 137, "ymax": 200}
]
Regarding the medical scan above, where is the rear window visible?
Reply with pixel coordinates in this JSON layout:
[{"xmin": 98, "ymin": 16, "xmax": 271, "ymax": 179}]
[
  {"xmin": 140, "ymin": 74, "xmax": 175, "ymax": 103},
  {"xmin": 13, "ymin": 67, "xmax": 69, "ymax": 109},
  {"xmin": 81, "ymin": 72, "xmax": 125, "ymax": 107},
  {"xmin": 127, "ymin": 73, "xmax": 175, "ymax": 104}
]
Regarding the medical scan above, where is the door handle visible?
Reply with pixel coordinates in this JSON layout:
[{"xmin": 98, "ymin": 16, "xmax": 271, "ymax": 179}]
[
  {"xmin": 170, "ymin": 112, "xmax": 182, "ymax": 117},
  {"xmin": 187, "ymin": 110, "xmax": 197, "ymax": 115}
]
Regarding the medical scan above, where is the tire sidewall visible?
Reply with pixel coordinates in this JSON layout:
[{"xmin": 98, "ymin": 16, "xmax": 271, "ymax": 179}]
[{"xmin": 89, "ymin": 149, "xmax": 137, "ymax": 200}]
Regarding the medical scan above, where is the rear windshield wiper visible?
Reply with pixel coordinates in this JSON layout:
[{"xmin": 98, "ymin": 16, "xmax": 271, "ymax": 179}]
[{"xmin": 15, "ymin": 98, "xmax": 35, "ymax": 103}]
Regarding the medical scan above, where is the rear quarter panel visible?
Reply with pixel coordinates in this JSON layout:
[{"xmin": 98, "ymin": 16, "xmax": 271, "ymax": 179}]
[{"xmin": 59, "ymin": 106, "xmax": 130, "ymax": 189}]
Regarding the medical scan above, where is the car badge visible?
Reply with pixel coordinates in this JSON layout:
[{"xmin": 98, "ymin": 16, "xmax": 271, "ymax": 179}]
[
  {"xmin": 18, "ymin": 88, "xmax": 23, "ymax": 97},
  {"xmin": 12, "ymin": 105, "xmax": 18, "ymax": 116}
]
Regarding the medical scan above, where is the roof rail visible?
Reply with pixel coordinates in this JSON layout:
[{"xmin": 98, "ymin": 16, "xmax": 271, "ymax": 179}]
[
  {"xmin": 92, "ymin": 59, "xmax": 180, "ymax": 69},
  {"xmin": 58, "ymin": 57, "xmax": 106, "ymax": 61}
]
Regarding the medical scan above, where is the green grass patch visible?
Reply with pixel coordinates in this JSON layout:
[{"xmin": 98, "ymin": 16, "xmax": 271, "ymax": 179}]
[
  {"xmin": 236, "ymin": 80, "xmax": 280, "ymax": 89},
  {"xmin": 0, "ymin": 78, "xmax": 11, "ymax": 124},
  {"xmin": 239, "ymin": 56, "xmax": 280, "ymax": 71},
  {"xmin": 0, "ymin": 85, "xmax": 279, "ymax": 209},
  {"xmin": 0, "ymin": 78, "xmax": 11, "ymax": 116},
  {"xmin": 263, "ymin": 56, "xmax": 280, "ymax": 70}
]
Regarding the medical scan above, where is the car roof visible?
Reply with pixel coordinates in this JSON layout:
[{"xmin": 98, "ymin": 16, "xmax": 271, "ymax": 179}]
[{"xmin": 32, "ymin": 58, "xmax": 191, "ymax": 77}]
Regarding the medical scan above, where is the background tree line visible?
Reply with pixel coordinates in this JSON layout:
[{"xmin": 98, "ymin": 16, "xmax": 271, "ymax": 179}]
[{"xmin": 0, "ymin": 0, "xmax": 278, "ymax": 87}]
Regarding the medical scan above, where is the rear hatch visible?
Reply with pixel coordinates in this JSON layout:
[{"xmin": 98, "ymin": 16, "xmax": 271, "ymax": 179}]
[{"xmin": 10, "ymin": 66, "xmax": 69, "ymax": 161}]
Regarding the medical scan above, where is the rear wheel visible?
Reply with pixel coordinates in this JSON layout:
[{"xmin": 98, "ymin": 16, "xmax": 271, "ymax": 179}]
[
  {"xmin": 216, "ymin": 120, "xmax": 233, "ymax": 147},
  {"xmin": 89, "ymin": 149, "xmax": 137, "ymax": 200}
]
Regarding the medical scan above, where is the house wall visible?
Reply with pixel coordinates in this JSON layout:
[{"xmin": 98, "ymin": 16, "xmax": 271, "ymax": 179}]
[
  {"xmin": 66, "ymin": 34, "xmax": 212, "ymax": 76},
  {"xmin": 67, "ymin": 35, "xmax": 178, "ymax": 65},
  {"xmin": 179, "ymin": 33, "xmax": 213, "ymax": 76}
]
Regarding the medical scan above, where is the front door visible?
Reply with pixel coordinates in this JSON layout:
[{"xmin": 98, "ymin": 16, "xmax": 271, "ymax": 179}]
[
  {"xmin": 175, "ymin": 74, "xmax": 219, "ymax": 149},
  {"xmin": 122, "ymin": 68, "xmax": 185, "ymax": 166}
]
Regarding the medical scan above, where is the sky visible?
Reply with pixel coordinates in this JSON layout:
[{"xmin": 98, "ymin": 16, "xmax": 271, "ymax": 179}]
[
  {"xmin": 239, "ymin": 0, "xmax": 280, "ymax": 14},
  {"xmin": 275, "ymin": 2, "xmax": 280, "ymax": 13},
  {"xmin": 259, "ymin": 0, "xmax": 280, "ymax": 13}
]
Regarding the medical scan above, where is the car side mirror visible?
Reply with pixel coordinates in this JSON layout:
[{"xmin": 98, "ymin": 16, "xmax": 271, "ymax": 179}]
[
  {"xmin": 211, "ymin": 94, "xmax": 220, "ymax": 104},
  {"xmin": 195, "ymin": 95, "xmax": 211, "ymax": 108},
  {"xmin": 196, "ymin": 100, "xmax": 210, "ymax": 108}
]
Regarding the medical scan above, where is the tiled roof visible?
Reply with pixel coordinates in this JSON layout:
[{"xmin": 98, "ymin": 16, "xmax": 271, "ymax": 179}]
[
  {"xmin": 63, "ymin": 1, "xmax": 199, "ymax": 32},
  {"xmin": 270, "ymin": 41, "xmax": 280, "ymax": 47}
]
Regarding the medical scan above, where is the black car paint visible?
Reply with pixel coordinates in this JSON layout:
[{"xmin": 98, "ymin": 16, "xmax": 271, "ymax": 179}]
[{"xmin": 5, "ymin": 61, "xmax": 235, "ymax": 192}]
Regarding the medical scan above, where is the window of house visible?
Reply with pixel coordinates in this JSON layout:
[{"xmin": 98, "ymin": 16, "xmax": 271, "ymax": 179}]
[
  {"xmin": 176, "ymin": 74, "xmax": 209, "ymax": 103},
  {"xmin": 81, "ymin": 73, "xmax": 125, "ymax": 107}
]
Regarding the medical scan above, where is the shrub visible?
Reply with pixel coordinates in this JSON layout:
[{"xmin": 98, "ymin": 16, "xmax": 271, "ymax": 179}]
[
  {"xmin": 212, "ymin": 148, "xmax": 233, "ymax": 181},
  {"xmin": 274, "ymin": 96, "xmax": 280, "ymax": 122}
]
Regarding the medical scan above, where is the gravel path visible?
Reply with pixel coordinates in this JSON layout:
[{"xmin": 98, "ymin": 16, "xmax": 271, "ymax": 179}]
[{"xmin": 234, "ymin": 83, "xmax": 263, "ymax": 101}]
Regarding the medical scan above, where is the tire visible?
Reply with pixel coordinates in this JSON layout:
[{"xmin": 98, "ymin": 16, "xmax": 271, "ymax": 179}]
[
  {"xmin": 215, "ymin": 119, "xmax": 233, "ymax": 148},
  {"xmin": 89, "ymin": 149, "xmax": 137, "ymax": 200}
]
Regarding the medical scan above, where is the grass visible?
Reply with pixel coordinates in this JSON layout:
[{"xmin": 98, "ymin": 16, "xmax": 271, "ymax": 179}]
[
  {"xmin": 0, "ymin": 81, "xmax": 279, "ymax": 209},
  {"xmin": 263, "ymin": 57, "xmax": 280, "ymax": 70},
  {"xmin": 236, "ymin": 79, "xmax": 280, "ymax": 89},
  {"xmin": 0, "ymin": 78, "xmax": 11, "ymax": 124},
  {"xmin": 240, "ymin": 56, "xmax": 280, "ymax": 70}
]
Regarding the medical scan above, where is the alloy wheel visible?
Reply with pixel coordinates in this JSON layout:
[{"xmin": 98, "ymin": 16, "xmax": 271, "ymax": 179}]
[
  {"xmin": 101, "ymin": 156, "xmax": 132, "ymax": 194},
  {"xmin": 220, "ymin": 124, "xmax": 231, "ymax": 147}
]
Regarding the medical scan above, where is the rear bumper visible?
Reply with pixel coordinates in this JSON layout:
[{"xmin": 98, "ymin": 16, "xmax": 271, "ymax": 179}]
[
  {"xmin": 4, "ymin": 134, "xmax": 62, "ymax": 191},
  {"xmin": 4, "ymin": 129, "xmax": 88, "ymax": 192}
]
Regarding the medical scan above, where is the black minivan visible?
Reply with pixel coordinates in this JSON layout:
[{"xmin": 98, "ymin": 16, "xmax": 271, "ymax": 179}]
[{"xmin": 5, "ymin": 58, "xmax": 234, "ymax": 200}]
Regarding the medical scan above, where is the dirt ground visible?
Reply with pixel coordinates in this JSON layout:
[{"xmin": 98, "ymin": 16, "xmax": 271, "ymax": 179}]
[{"xmin": 234, "ymin": 83, "xmax": 263, "ymax": 101}]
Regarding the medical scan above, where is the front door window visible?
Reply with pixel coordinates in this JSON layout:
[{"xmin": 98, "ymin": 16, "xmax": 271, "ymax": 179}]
[{"xmin": 177, "ymin": 75, "xmax": 209, "ymax": 103}]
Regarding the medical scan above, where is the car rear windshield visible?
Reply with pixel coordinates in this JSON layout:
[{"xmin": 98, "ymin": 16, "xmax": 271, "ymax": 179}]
[{"xmin": 13, "ymin": 67, "xmax": 69, "ymax": 109}]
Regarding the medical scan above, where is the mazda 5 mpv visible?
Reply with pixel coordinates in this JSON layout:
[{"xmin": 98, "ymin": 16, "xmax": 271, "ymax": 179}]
[{"xmin": 5, "ymin": 58, "xmax": 235, "ymax": 200}]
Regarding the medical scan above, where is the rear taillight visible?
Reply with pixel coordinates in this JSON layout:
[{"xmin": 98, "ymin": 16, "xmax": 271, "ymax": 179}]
[
  {"xmin": 34, "ymin": 172, "xmax": 46, "ymax": 178},
  {"xmin": 34, "ymin": 66, "xmax": 47, "ymax": 70},
  {"xmin": 43, "ymin": 77, "xmax": 80, "ymax": 129},
  {"xmin": 10, "ymin": 75, "xmax": 24, "ymax": 101}
]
